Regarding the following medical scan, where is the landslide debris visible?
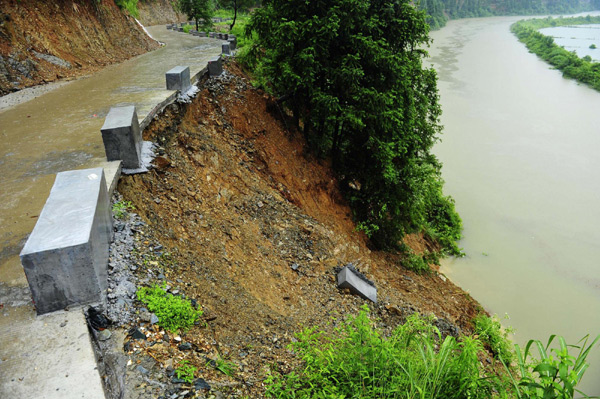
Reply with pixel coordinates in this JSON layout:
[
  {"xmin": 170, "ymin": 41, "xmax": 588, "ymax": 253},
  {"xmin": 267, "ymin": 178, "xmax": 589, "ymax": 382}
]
[
  {"xmin": 0, "ymin": 0, "xmax": 158, "ymax": 95},
  {"xmin": 112, "ymin": 61, "xmax": 486, "ymax": 398}
]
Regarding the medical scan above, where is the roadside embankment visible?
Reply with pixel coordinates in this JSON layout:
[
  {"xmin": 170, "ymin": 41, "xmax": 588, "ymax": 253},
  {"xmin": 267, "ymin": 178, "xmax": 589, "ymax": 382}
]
[
  {"xmin": 137, "ymin": 0, "xmax": 188, "ymax": 26},
  {"xmin": 0, "ymin": 0, "xmax": 158, "ymax": 96}
]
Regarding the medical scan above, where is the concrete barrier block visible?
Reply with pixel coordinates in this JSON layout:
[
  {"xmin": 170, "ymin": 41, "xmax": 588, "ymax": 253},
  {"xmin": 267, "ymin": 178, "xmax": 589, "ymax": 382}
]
[
  {"xmin": 209, "ymin": 32, "xmax": 215, "ymax": 38},
  {"xmin": 199, "ymin": 31, "xmax": 207, "ymax": 37},
  {"xmin": 100, "ymin": 106, "xmax": 143, "ymax": 169},
  {"xmin": 222, "ymin": 42, "xmax": 231, "ymax": 55},
  {"xmin": 228, "ymin": 38, "xmax": 237, "ymax": 51},
  {"xmin": 337, "ymin": 265, "xmax": 377, "ymax": 303},
  {"xmin": 208, "ymin": 56, "xmax": 223, "ymax": 77},
  {"xmin": 166, "ymin": 24, "xmax": 172, "ymax": 30},
  {"xmin": 20, "ymin": 168, "xmax": 112, "ymax": 315},
  {"xmin": 166, "ymin": 66, "xmax": 191, "ymax": 91}
]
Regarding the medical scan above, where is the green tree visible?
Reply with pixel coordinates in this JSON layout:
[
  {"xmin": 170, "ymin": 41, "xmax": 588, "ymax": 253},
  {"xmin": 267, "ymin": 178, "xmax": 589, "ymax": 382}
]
[
  {"xmin": 248, "ymin": 0, "xmax": 462, "ymax": 253},
  {"xmin": 178, "ymin": 0, "xmax": 213, "ymax": 31},
  {"xmin": 219, "ymin": 0, "xmax": 255, "ymax": 30}
]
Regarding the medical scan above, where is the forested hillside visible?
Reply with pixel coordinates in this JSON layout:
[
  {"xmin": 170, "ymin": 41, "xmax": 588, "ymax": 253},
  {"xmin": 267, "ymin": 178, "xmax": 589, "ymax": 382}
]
[{"xmin": 421, "ymin": 0, "xmax": 600, "ymax": 29}]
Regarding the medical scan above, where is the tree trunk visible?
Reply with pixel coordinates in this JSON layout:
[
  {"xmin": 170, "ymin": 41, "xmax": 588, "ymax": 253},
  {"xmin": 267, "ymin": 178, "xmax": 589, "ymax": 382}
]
[{"xmin": 229, "ymin": 1, "xmax": 238, "ymax": 31}]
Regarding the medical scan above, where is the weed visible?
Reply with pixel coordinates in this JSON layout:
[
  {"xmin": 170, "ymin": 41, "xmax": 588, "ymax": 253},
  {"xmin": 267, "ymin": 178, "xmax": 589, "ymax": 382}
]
[
  {"xmin": 265, "ymin": 305, "xmax": 500, "ymax": 398},
  {"xmin": 474, "ymin": 314, "xmax": 514, "ymax": 364},
  {"xmin": 210, "ymin": 357, "xmax": 237, "ymax": 377},
  {"xmin": 112, "ymin": 200, "xmax": 134, "ymax": 219},
  {"xmin": 136, "ymin": 283, "xmax": 202, "ymax": 332},
  {"xmin": 175, "ymin": 360, "xmax": 197, "ymax": 384},
  {"xmin": 504, "ymin": 334, "xmax": 600, "ymax": 398}
]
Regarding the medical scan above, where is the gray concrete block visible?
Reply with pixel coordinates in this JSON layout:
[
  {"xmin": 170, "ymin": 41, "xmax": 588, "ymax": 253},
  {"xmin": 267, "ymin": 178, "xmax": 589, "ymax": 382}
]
[
  {"xmin": 217, "ymin": 33, "xmax": 223, "ymax": 40},
  {"xmin": 100, "ymin": 105, "xmax": 143, "ymax": 169},
  {"xmin": 199, "ymin": 31, "xmax": 207, "ymax": 37},
  {"xmin": 209, "ymin": 32, "xmax": 215, "ymax": 38},
  {"xmin": 166, "ymin": 24, "xmax": 172, "ymax": 29},
  {"xmin": 228, "ymin": 38, "xmax": 237, "ymax": 51},
  {"xmin": 20, "ymin": 168, "xmax": 112, "ymax": 315},
  {"xmin": 208, "ymin": 56, "xmax": 223, "ymax": 77},
  {"xmin": 337, "ymin": 266, "xmax": 377, "ymax": 303},
  {"xmin": 101, "ymin": 160, "xmax": 122, "ymax": 197},
  {"xmin": 222, "ymin": 42, "xmax": 231, "ymax": 55},
  {"xmin": 166, "ymin": 66, "xmax": 191, "ymax": 91}
]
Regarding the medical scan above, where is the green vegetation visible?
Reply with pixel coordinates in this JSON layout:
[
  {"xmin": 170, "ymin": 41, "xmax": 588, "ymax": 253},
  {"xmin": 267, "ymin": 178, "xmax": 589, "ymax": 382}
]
[
  {"xmin": 265, "ymin": 307, "xmax": 499, "ymax": 398},
  {"xmin": 178, "ymin": 0, "xmax": 213, "ymax": 31},
  {"xmin": 210, "ymin": 356, "xmax": 237, "ymax": 376},
  {"xmin": 590, "ymin": 44, "xmax": 597, "ymax": 49},
  {"xmin": 115, "ymin": 0, "xmax": 140, "ymax": 18},
  {"xmin": 136, "ymin": 283, "xmax": 202, "ymax": 332},
  {"xmin": 474, "ymin": 314, "xmax": 514, "ymax": 363},
  {"xmin": 506, "ymin": 334, "xmax": 600, "ymax": 399},
  {"xmin": 112, "ymin": 200, "xmax": 135, "ymax": 219},
  {"xmin": 246, "ymin": 0, "xmax": 462, "ymax": 255},
  {"xmin": 265, "ymin": 307, "xmax": 599, "ymax": 398},
  {"xmin": 216, "ymin": 0, "xmax": 255, "ymax": 30},
  {"xmin": 419, "ymin": 0, "xmax": 600, "ymax": 30},
  {"xmin": 511, "ymin": 16, "xmax": 600, "ymax": 93},
  {"xmin": 175, "ymin": 360, "xmax": 197, "ymax": 384}
]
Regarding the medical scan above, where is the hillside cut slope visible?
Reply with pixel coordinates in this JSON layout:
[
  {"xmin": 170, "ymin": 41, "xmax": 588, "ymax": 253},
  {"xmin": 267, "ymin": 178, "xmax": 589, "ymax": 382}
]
[{"xmin": 0, "ymin": 0, "xmax": 158, "ymax": 95}]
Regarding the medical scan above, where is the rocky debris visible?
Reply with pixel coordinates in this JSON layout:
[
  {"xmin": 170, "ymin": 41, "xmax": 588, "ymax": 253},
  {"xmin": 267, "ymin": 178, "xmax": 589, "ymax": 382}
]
[
  {"xmin": 31, "ymin": 50, "xmax": 71, "ymax": 69},
  {"xmin": 87, "ymin": 306, "xmax": 111, "ymax": 331}
]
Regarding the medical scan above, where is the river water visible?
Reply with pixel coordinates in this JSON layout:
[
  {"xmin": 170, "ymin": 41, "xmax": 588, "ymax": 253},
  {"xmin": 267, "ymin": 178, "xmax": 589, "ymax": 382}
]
[
  {"xmin": 429, "ymin": 15, "xmax": 600, "ymax": 393},
  {"xmin": 540, "ymin": 24, "xmax": 600, "ymax": 61}
]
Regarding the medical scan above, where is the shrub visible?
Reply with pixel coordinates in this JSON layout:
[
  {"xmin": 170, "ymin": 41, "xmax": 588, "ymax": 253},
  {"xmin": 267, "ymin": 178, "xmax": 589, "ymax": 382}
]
[
  {"xmin": 136, "ymin": 283, "xmax": 202, "ymax": 332},
  {"xmin": 115, "ymin": 0, "xmax": 139, "ymax": 18},
  {"xmin": 473, "ymin": 314, "xmax": 514, "ymax": 364}
]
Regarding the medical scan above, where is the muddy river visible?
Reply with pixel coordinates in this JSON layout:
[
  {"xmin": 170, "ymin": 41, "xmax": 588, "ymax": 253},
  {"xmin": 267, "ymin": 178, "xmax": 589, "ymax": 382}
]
[{"xmin": 429, "ymin": 15, "xmax": 600, "ymax": 393}]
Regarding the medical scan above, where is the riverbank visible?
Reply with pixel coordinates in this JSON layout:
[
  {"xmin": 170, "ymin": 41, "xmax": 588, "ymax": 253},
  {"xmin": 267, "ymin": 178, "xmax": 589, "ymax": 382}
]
[{"xmin": 511, "ymin": 15, "xmax": 600, "ymax": 92}]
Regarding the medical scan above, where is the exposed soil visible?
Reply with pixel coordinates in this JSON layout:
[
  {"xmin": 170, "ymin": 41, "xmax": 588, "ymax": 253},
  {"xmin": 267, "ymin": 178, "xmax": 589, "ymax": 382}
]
[
  {"xmin": 137, "ymin": 0, "xmax": 188, "ymax": 26},
  {"xmin": 0, "ymin": 0, "xmax": 158, "ymax": 96},
  {"xmin": 114, "ymin": 61, "xmax": 488, "ymax": 397}
]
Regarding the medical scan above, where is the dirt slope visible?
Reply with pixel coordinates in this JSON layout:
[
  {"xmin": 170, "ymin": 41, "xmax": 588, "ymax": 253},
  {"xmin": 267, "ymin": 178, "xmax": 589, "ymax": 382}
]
[
  {"xmin": 138, "ymin": 0, "xmax": 187, "ymax": 26},
  {"xmin": 116, "ymin": 62, "xmax": 486, "ymax": 397},
  {"xmin": 0, "ymin": 0, "xmax": 158, "ymax": 95}
]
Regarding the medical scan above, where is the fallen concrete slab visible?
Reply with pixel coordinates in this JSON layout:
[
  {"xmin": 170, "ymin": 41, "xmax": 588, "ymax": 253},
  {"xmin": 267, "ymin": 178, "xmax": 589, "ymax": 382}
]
[
  {"xmin": 337, "ymin": 265, "xmax": 377, "ymax": 303},
  {"xmin": 20, "ymin": 168, "xmax": 112, "ymax": 315}
]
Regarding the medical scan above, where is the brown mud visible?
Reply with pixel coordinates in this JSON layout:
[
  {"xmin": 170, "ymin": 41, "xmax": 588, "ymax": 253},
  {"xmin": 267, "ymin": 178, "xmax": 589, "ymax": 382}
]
[
  {"xmin": 0, "ymin": 0, "xmax": 158, "ymax": 96},
  {"xmin": 117, "ymin": 61, "xmax": 487, "ymax": 397}
]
